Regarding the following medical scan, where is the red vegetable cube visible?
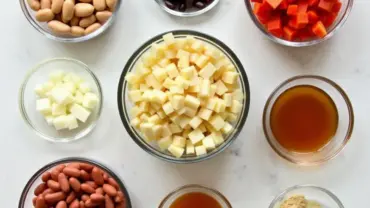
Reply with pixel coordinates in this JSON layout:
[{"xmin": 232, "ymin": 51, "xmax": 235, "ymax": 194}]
[
  {"xmin": 318, "ymin": 0, "xmax": 334, "ymax": 12},
  {"xmin": 312, "ymin": 21, "xmax": 327, "ymax": 38},
  {"xmin": 332, "ymin": 1, "xmax": 342, "ymax": 12},
  {"xmin": 283, "ymin": 26, "xmax": 297, "ymax": 40},
  {"xmin": 307, "ymin": 10, "xmax": 319, "ymax": 23},
  {"xmin": 287, "ymin": 5, "xmax": 298, "ymax": 15},
  {"xmin": 266, "ymin": 0, "xmax": 284, "ymax": 9}
]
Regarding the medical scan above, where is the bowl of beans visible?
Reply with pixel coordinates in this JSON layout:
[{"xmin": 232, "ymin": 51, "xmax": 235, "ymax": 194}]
[
  {"xmin": 155, "ymin": 0, "xmax": 220, "ymax": 17},
  {"xmin": 20, "ymin": 0, "xmax": 122, "ymax": 42},
  {"xmin": 19, "ymin": 157, "xmax": 131, "ymax": 208},
  {"xmin": 244, "ymin": 0, "xmax": 353, "ymax": 46}
]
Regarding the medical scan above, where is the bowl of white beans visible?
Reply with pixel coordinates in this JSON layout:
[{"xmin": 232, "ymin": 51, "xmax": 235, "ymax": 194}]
[{"xmin": 20, "ymin": 0, "xmax": 121, "ymax": 42}]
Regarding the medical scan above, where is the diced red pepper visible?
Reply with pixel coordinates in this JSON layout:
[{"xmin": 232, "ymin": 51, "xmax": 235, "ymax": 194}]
[
  {"xmin": 332, "ymin": 1, "xmax": 342, "ymax": 12},
  {"xmin": 307, "ymin": 10, "xmax": 319, "ymax": 23},
  {"xmin": 296, "ymin": 13, "xmax": 309, "ymax": 28},
  {"xmin": 287, "ymin": 5, "xmax": 298, "ymax": 15},
  {"xmin": 279, "ymin": 0, "xmax": 289, "ymax": 9},
  {"xmin": 312, "ymin": 21, "xmax": 327, "ymax": 37},
  {"xmin": 283, "ymin": 26, "xmax": 297, "ymax": 40},
  {"xmin": 318, "ymin": 0, "xmax": 334, "ymax": 12},
  {"xmin": 267, "ymin": 16, "xmax": 282, "ymax": 32},
  {"xmin": 308, "ymin": 0, "xmax": 319, "ymax": 7},
  {"xmin": 266, "ymin": 0, "xmax": 284, "ymax": 9},
  {"xmin": 298, "ymin": 1, "xmax": 309, "ymax": 13},
  {"xmin": 321, "ymin": 12, "xmax": 337, "ymax": 27}
]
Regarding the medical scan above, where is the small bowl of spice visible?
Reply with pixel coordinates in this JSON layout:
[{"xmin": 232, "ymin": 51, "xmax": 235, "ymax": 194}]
[
  {"xmin": 269, "ymin": 185, "xmax": 345, "ymax": 208},
  {"xmin": 263, "ymin": 75, "xmax": 354, "ymax": 165},
  {"xmin": 158, "ymin": 184, "xmax": 232, "ymax": 208},
  {"xmin": 155, "ymin": 0, "xmax": 220, "ymax": 17}
]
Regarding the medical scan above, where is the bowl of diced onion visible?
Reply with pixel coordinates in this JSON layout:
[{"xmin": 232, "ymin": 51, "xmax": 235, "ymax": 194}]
[
  {"xmin": 117, "ymin": 30, "xmax": 250, "ymax": 163},
  {"xmin": 19, "ymin": 57, "xmax": 103, "ymax": 142}
]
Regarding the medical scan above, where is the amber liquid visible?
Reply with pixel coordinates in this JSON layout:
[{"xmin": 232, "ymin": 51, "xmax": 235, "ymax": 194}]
[
  {"xmin": 270, "ymin": 85, "xmax": 338, "ymax": 152},
  {"xmin": 169, "ymin": 192, "xmax": 222, "ymax": 208}
]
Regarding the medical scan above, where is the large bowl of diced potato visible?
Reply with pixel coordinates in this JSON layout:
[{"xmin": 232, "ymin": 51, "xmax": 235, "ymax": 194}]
[{"xmin": 117, "ymin": 30, "xmax": 250, "ymax": 163}]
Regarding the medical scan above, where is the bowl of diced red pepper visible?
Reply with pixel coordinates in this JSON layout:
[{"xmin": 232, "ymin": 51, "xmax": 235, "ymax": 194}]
[{"xmin": 245, "ymin": 0, "xmax": 353, "ymax": 46}]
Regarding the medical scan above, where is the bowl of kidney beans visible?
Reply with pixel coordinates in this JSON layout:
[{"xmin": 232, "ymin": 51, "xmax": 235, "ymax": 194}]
[{"xmin": 155, "ymin": 0, "xmax": 220, "ymax": 17}]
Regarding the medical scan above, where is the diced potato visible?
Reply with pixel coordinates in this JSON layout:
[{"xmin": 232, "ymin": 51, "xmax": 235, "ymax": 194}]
[
  {"xmin": 222, "ymin": 71, "xmax": 238, "ymax": 84},
  {"xmin": 190, "ymin": 53, "xmax": 200, "ymax": 63},
  {"xmin": 153, "ymin": 67, "xmax": 168, "ymax": 83},
  {"xmin": 186, "ymin": 140, "xmax": 195, "ymax": 155},
  {"xmin": 152, "ymin": 125, "xmax": 162, "ymax": 139},
  {"xmin": 203, "ymin": 135, "xmax": 216, "ymax": 150},
  {"xmin": 184, "ymin": 95, "xmax": 200, "ymax": 109},
  {"xmin": 183, "ymin": 107, "xmax": 197, "ymax": 117},
  {"xmin": 148, "ymin": 114, "xmax": 161, "ymax": 124},
  {"xmin": 212, "ymin": 131, "xmax": 224, "ymax": 146},
  {"xmin": 195, "ymin": 55, "xmax": 210, "ymax": 68},
  {"xmin": 178, "ymin": 115, "xmax": 191, "ymax": 129},
  {"xmin": 199, "ymin": 123, "xmax": 207, "ymax": 132},
  {"xmin": 189, "ymin": 116, "xmax": 203, "ymax": 129},
  {"xmin": 173, "ymin": 135, "xmax": 186, "ymax": 148},
  {"xmin": 199, "ymin": 79, "xmax": 211, "ymax": 98},
  {"xmin": 165, "ymin": 63, "xmax": 179, "ymax": 79},
  {"xmin": 163, "ymin": 33, "xmax": 176, "ymax": 46},
  {"xmin": 188, "ymin": 128, "xmax": 205, "ymax": 144},
  {"xmin": 170, "ymin": 85, "xmax": 184, "ymax": 95},
  {"xmin": 158, "ymin": 136, "xmax": 173, "ymax": 151},
  {"xmin": 199, "ymin": 63, "xmax": 216, "ymax": 79},
  {"xmin": 191, "ymin": 40, "xmax": 204, "ymax": 52},
  {"xmin": 198, "ymin": 108, "xmax": 213, "ymax": 121},
  {"xmin": 205, "ymin": 97, "xmax": 218, "ymax": 111},
  {"xmin": 214, "ymin": 99, "xmax": 226, "ymax": 113},
  {"xmin": 230, "ymin": 100, "xmax": 242, "ymax": 114},
  {"xmin": 215, "ymin": 80, "xmax": 228, "ymax": 96},
  {"xmin": 233, "ymin": 89, "xmax": 244, "ymax": 101},
  {"xmin": 209, "ymin": 114, "xmax": 225, "ymax": 131},
  {"xmin": 222, "ymin": 122, "xmax": 233, "ymax": 134},
  {"xmin": 169, "ymin": 123, "xmax": 182, "ymax": 134},
  {"xmin": 128, "ymin": 90, "xmax": 142, "ymax": 103},
  {"xmin": 168, "ymin": 144, "xmax": 185, "ymax": 158},
  {"xmin": 161, "ymin": 124, "xmax": 172, "ymax": 137},
  {"xmin": 130, "ymin": 117, "xmax": 141, "ymax": 128},
  {"xmin": 223, "ymin": 93, "xmax": 233, "ymax": 107},
  {"xmin": 195, "ymin": 145, "xmax": 207, "ymax": 156},
  {"xmin": 163, "ymin": 102, "xmax": 175, "ymax": 115},
  {"xmin": 165, "ymin": 50, "xmax": 177, "ymax": 59},
  {"xmin": 145, "ymin": 74, "xmax": 162, "ymax": 90}
]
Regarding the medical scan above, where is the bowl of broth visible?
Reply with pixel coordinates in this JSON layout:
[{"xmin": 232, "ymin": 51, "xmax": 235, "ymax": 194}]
[
  {"xmin": 263, "ymin": 75, "xmax": 354, "ymax": 165},
  {"xmin": 158, "ymin": 184, "xmax": 232, "ymax": 208}
]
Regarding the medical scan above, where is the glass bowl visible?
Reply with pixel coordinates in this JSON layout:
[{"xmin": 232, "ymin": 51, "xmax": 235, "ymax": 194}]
[
  {"xmin": 19, "ymin": 57, "xmax": 103, "ymax": 143},
  {"xmin": 269, "ymin": 185, "xmax": 344, "ymax": 208},
  {"xmin": 244, "ymin": 0, "xmax": 353, "ymax": 47},
  {"xmin": 158, "ymin": 184, "xmax": 232, "ymax": 208},
  {"xmin": 117, "ymin": 30, "xmax": 250, "ymax": 163},
  {"xmin": 155, "ymin": 0, "xmax": 220, "ymax": 17},
  {"xmin": 19, "ymin": 0, "xmax": 122, "ymax": 42},
  {"xmin": 18, "ymin": 157, "xmax": 132, "ymax": 208},
  {"xmin": 263, "ymin": 75, "xmax": 354, "ymax": 165}
]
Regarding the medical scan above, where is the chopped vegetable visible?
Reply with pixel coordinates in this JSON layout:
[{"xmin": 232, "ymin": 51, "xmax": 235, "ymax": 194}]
[
  {"xmin": 287, "ymin": 5, "xmax": 298, "ymax": 15},
  {"xmin": 312, "ymin": 21, "xmax": 327, "ymax": 38}
]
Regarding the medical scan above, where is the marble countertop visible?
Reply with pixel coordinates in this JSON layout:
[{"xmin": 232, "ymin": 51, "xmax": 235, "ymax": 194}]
[{"xmin": 1, "ymin": 0, "xmax": 369, "ymax": 207}]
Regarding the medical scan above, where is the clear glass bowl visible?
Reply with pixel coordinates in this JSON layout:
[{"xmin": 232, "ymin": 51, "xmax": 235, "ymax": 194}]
[
  {"xmin": 263, "ymin": 75, "xmax": 354, "ymax": 165},
  {"xmin": 19, "ymin": 58, "xmax": 103, "ymax": 142},
  {"xmin": 19, "ymin": 0, "xmax": 122, "ymax": 42},
  {"xmin": 117, "ymin": 30, "xmax": 250, "ymax": 163},
  {"xmin": 155, "ymin": 0, "xmax": 220, "ymax": 17},
  {"xmin": 244, "ymin": 0, "xmax": 353, "ymax": 47},
  {"xmin": 18, "ymin": 157, "xmax": 132, "ymax": 208},
  {"xmin": 269, "ymin": 185, "xmax": 344, "ymax": 208},
  {"xmin": 158, "ymin": 184, "xmax": 232, "ymax": 208}
]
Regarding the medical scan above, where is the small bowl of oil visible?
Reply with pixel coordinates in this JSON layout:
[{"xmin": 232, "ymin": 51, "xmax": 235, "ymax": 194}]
[
  {"xmin": 263, "ymin": 75, "xmax": 354, "ymax": 166},
  {"xmin": 158, "ymin": 184, "xmax": 232, "ymax": 208}
]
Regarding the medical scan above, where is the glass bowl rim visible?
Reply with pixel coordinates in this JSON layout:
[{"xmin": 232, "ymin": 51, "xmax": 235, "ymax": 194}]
[
  {"xmin": 18, "ymin": 57, "xmax": 104, "ymax": 143},
  {"xmin": 269, "ymin": 184, "xmax": 345, "ymax": 208},
  {"xmin": 154, "ymin": 0, "xmax": 220, "ymax": 17},
  {"xmin": 262, "ymin": 75, "xmax": 354, "ymax": 165},
  {"xmin": 244, "ymin": 0, "xmax": 354, "ymax": 47},
  {"xmin": 157, "ymin": 184, "xmax": 232, "ymax": 208},
  {"xmin": 117, "ymin": 30, "xmax": 251, "ymax": 164},
  {"xmin": 18, "ymin": 157, "xmax": 132, "ymax": 208},
  {"xmin": 19, "ymin": 0, "xmax": 122, "ymax": 43}
]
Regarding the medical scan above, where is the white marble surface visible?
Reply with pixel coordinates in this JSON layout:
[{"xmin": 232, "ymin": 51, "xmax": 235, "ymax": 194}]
[{"xmin": 1, "ymin": 0, "xmax": 370, "ymax": 207}]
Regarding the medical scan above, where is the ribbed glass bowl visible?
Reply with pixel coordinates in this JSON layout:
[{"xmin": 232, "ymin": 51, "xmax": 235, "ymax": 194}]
[
  {"xmin": 269, "ymin": 185, "xmax": 344, "ymax": 208},
  {"xmin": 155, "ymin": 0, "xmax": 220, "ymax": 17},
  {"xmin": 18, "ymin": 157, "xmax": 132, "ymax": 208},
  {"xmin": 263, "ymin": 75, "xmax": 354, "ymax": 165},
  {"xmin": 19, "ymin": 58, "xmax": 103, "ymax": 142},
  {"xmin": 117, "ymin": 30, "xmax": 250, "ymax": 163},
  {"xmin": 244, "ymin": 0, "xmax": 353, "ymax": 47},
  {"xmin": 19, "ymin": 0, "xmax": 122, "ymax": 42},
  {"xmin": 158, "ymin": 184, "xmax": 232, "ymax": 208}
]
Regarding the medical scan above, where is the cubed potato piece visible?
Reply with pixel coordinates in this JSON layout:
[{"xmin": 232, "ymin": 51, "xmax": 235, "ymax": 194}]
[
  {"xmin": 173, "ymin": 135, "xmax": 186, "ymax": 148},
  {"xmin": 140, "ymin": 113, "xmax": 150, "ymax": 122},
  {"xmin": 223, "ymin": 93, "xmax": 233, "ymax": 107},
  {"xmin": 139, "ymin": 84, "xmax": 149, "ymax": 92},
  {"xmin": 214, "ymin": 99, "xmax": 226, "ymax": 113},
  {"xmin": 198, "ymin": 108, "xmax": 213, "ymax": 121},
  {"xmin": 163, "ymin": 102, "xmax": 175, "ymax": 115},
  {"xmin": 233, "ymin": 89, "xmax": 244, "ymax": 101},
  {"xmin": 52, "ymin": 103, "xmax": 67, "ymax": 116},
  {"xmin": 176, "ymin": 107, "xmax": 186, "ymax": 115},
  {"xmin": 181, "ymin": 66, "xmax": 196, "ymax": 80},
  {"xmin": 140, "ymin": 122, "xmax": 155, "ymax": 139},
  {"xmin": 165, "ymin": 63, "xmax": 179, "ymax": 79},
  {"xmin": 152, "ymin": 90, "xmax": 168, "ymax": 104},
  {"xmin": 209, "ymin": 114, "xmax": 225, "ymax": 131},
  {"xmin": 183, "ymin": 107, "xmax": 197, "ymax": 117},
  {"xmin": 178, "ymin": 115, "xmax": 191, "ymax": 129},
  {"xmin": 152, "ymin": 125, "xmax": 162, "ymax": 139},
  {"xmin": 163, "ymin": 33, "xmax": 176, "ymax": 46},
  {"xmin": 145, "ymin": 74, "xmax": 162, "ymax": 90},
  {"xmin": 182, "ymin": 128, "xmax": 191, "ymax": 138},
  {"xmin": 168, "ymin": 144, "xmax": 185, "ymax": 158},
  {"xmin": 163, "ymin": 78, "xmax": 175, "ymax": 89},
  {"xmin": 204, "ymin": 45, "xmax": 222, "ymax": 59},
  {"xmin": 186, "ymin": 35, "xmax": 196, "ymax": 45},
  {"xmin": 137, "ymin": 64, "xmax": 151, "ymax": 76},
  {"xmin": 148, "ymin": 114, "xmax": 161, "ymax": 124},
  {"xmin": 205, "ymin": 97, "xmax": 218, "ymax": 111},
  {"xmin": 157, "ymin": 110, "xmax": 166, "ymax": 119},
  {"xmin": 186, "ymin": 140, "xmax": 195, "ymax": 155},
  {"xmin": 128, "ymin": 90, "xmax": 142, "ymax": 103},
  {"xmin": 158, "ymin": 136, "xmax": 173, "ymax": 151},
  {"xmin": 151, "ymin": 43, "xmax": 166, "ymax": 59},
  {"xmin": 165, "ymin": 49, "xmax": 177, "ymax": 59},
  {"xmin": 226, "ymin": 113, "xmax": 238, "ymax": 122},
  {"xmin": 169, "ymin": 123, "xmax": 182, "ymax": 134},
  {"xmin": 189, "ymin": 116, "xmax": 203, "ymax": 129},
  {"xmin": 230, "ymin": 100, "xmax": 242, "ymax": 114},
  {"xmin": 175, "ymin": 39, "xmax": 187, "ymax": 50},
  {"xmin": 199, "ymin": 79, "xmax": 211, "ymax": 98},
  {"xmin": 199, "ymin": 123, "xmax": 207, "ymax": 132},
  {"xmin": 195, "ymin": 55, "xmax": 210, "ymax": 68},
  {"xmin": 214, "ymin": 58, "xmax": 228, "ymax": 70},
  {"xmin": 195, "ymin": 145, "xmax": 207, "ymax": 156},
  {"xmin": 171, "ymin": 95, "xmax": 185, "ymax": 110},
  {"xmin": 210, "ymin": 84, "xmax": 217, "ymax": 97},
  {"xmin": 37, "ymin": 98, "xmax": 52, "ymax": 115},
  {"xmin": 187, "ymin": 84, "xmax": 200, "ymax": 93},
  {"xmin": 142, "ymin": 52, "xmax": 157, "ymax": 67},
  {"xmin": 49, "ymin": 71, "xmax": 65, "ymax": 82},
  {"xmin": 161, "ymin": 124, "xmax": 173, "ymax": 137},
  {"xmin": 199, "ymin": 63, "xmax": 216, "ymax": 79},
  {"xmin": 222, "ymin": 71, "xmax": 238, "ymax": 84},
  {"xmin": 191, "ymin": 40, "xmax": 204, "ymax": 52},
  {"xmin": 184, "ymin": 95, "xmax": 200, "ymax": 109},
  {"xmin": 170, "ymin": 85, "xmax": 184, "ymax": 95},
  {"xmin": 211, "ymin": 131, "xmax": 224, "ymax": 146},
  {"xmin": 215, "ymin": 80, "xmax": 228, "ymax": 96},
  {"xmin": 190, "ymin": 53, "xmax": 200, "ymax": 63},
  {"xmin": 204, "ymin": 121, "xmax": 216, "ymax": 132},
  {"xmin": 225, "ymin": 64, "xmax": 236, "ymax": 72},
  {"xmin": 222, "ymin": 122, "xmax": 233, "ymax": 134},
  {"xmin": 139, "ymin": 101, "xmax": 150, "ymax": 112},
  {"xmin": 202, "ymin": 135, "xmax": 216, "ymax": 150},
  {"xmin": 188, "ymin": 128, "xmax": 205, "ymax": 144},
  {"xmin": 130, "ymin": 117, "xmax": 141, "ymax": 128},
  {"xmin": 153, "ymin": 67, "xmax": 168, "ymax": 83},
  {"xmin": 176, "ymin": 50, "xmax": 190, "ymax": 69},
  {"xmin": 175, "ymin": 76, "xmax": 190, "ymax": 90}
]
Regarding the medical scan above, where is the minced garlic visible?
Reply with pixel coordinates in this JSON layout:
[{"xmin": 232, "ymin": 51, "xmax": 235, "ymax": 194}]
[{"xmin": 279, "ymin": 195, "xmax": 321, "ymax": 208}]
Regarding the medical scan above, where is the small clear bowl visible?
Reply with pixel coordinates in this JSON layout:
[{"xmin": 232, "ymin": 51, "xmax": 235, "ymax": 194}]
[
  {"xmin": 269, "ymin": 185, "xmax": 344, "ymax": 208},
  {"xmin": 19, "ymin": 0, "xmax": 122, "ymax": 42},
  {"xmin": 263, "ymin": 75, "xmax": 354, "ymax": 165},
  {"xmin": 19, "ymin": 58, "xmax": 103, "ymax": 142},
  {"xmin": 155, "ymin": 0, "xmax": 220, "ymax": 17},
  {"xmin": 117, "ymin": 30, "xmax": 250, "ymax": 163},
  {"xmin": 18, "ymin": 157, "xmax": 132, "ymax": 208},
  {"xmin": 158, "ymin": 184, "xmax": 232, "ymax": 208},
  {"xmin": 244, "ymin": 0, "xmax": 353, "ymax": 47}
]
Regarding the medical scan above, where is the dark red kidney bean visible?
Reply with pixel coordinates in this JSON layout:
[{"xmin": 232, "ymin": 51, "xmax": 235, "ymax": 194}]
[
  {"xmin": 114, "ymin": 191, "xmax": 124, "ymax": 203},
  {"xmin": 91, "ymin": 167, "xmax": 104, "ymax": 185},
  {"xmin": 179, "ymin": 3, "xmax": 186, "ymax": 11},
  {"xmin": 81, "ymin": 194, "xmax": 90, "ymax": 202},
  {"xmin": 103, "ymin": 172, "xmax": 109, "ymax": 181},
  {"xmin": 47, "ymin": 180, "xmax": 61, "ymax": 191},
  {"xmin": 50, "ymin": 169, "xmax": 60, "ymax": 181},
  {"xmin": 69, "ymin": 177, "xmax": 81, "ymax": 192},
  {"xmin": 107, "ymin": 178, "xmax": 119, "ymax": 189},
  {"xmin": 42, "ymin": 188, "xmax": 54, "ymax": 197},
  {"xmin": 35, "ymin": 195, "xmax": 47, "ymax": 208},
  {"xmin": 86, "ymin": 181, "xmax": 98, "ymax": 189},
  {"xmin": 95, "ymin": 187, "xmax": 104, "ymax": 195},
  {"xmin": 34, "ymin": 183, "xmax": 47, "ymax": 196},
  {"xmin": 79, "ymin": 163, "xmax": 94, "ymax": 171},
  {"xmin": 194, "ymin": 1, "xmax": 206, "ymax": 9},
  {"xmin": 90, "ymin": 193, "xmax": 105, "ymax": 203},
  {"xmin": 66, "ymin": 191, "xmax": 76, "ymax": 204},
  {"xmin": 44, "ymin": 192, "xmax": 66, "ymax": 204},
  {"xmin": 105, "ymin": 194, "xmax": 114, "ymax": 208},
  {"xmin": 81, "ymin": 183, "xmax": 95, "ymax": 194},
  {"xmin": 55, "ymin": 201, "xmax": 67, "ymax": 208},
  {"xmin": 58, "ymin": 173, "xmax": 70, "ymax": 193},
  {"xmin": 85, "ymin": 199, "xmax": 100, "ymax": 207},
  {"xmin": 103, "ymin": 184, "xmax": 117, "ymax": 197},
  {"xmin": 80, "ymin": 170, "xmax": 90, "ymax": 181},
  {"xmin": 41, "ymin": 172, "xmax": 51, "ymax": 182},
  {"xmin": 63, "ymin": 167, "xmax": 81, "ymax": 177},
  {"xmin": 69, "ymin": 199, "xmax": 80, "ymax": 208}
]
